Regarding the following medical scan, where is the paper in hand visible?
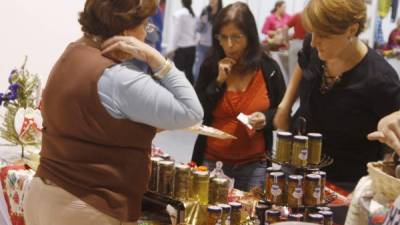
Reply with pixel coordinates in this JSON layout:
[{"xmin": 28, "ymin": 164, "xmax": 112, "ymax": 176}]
[{"xmin": 237, "ymin": 113, "xmax": 253, "ymax": 130}]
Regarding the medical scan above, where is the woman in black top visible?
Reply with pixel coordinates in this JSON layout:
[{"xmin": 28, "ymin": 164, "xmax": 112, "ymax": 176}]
[
  {"xmin": 191, "ymin": 2, "xmax": 286, "ymax": 191},
  {"xmin": 274, "ymin": 0, "xmax": 400, "ymax": 190}
]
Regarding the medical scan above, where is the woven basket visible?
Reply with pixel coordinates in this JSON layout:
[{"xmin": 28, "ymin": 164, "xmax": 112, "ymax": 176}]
[{"xmin": 367, "ymin": 161, "xmax": 400, "ymax": 201}]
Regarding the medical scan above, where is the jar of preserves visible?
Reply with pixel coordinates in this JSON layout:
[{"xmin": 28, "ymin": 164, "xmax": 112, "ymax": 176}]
[
  {"xmin": 158, "ymin": 160, "xmax": 174, "ymax": 196},
  {"xmin": 312, "ymin": 171, "xmax": 326, "ymax": 204},
  {"xmin": 307, "ymin": 133, "xmax": 323, "ymax": 165},
  {"xmin": 275, "ymin": 131, "xmax": 293, "ymax": 163},
  {"xmin": 291, "ymin": 135, "xmax": 309, "ymax": 167},
  {"xmin": 149, "ymin": 157, "xmax": 162, "ymax": 192},
  {"xmin": 304, "ymin": 174, "xmax": 322, "ymax": 206},
  {"xmin": 307, "ymin": 213, "xmax": 324, "ymax": 224},
  {"xmin": 287, "ymin": 175, "xmax": 304, "ymax": 208},
  {"xmin": 209, "ymin": 177, "xmax": 229, "ymax": 204},
  {"xmin": 173, "ymin": 164, "xmax": 190, "ymax": 200},
  {"xmin": 288, "ymin": 213, "xmax": 304, "ymax": 221},
  {"xmin": 217, "ymin": 204, "xmax": 231, "ymax": 225},
  {"xmin": 193, "ymin": 171, "xmax": 209, "ymax": 205},
  {"xmin": 267, "ymin": 172, "xmax": 285, "ymax": 205},
  {"xmin": 318, "ymin": 210, "xmax": 333, "ymax": 225},
  {"xmin": 229, "ymin": 202, "xmax": 242, "ymax": 225},
  {"xmin": 207, "ymin": 205, "xmax": 222, "ymax": 225},
  {"xmin": 265, "ymin": 167, "xmax": 281, "ymax": 194},
  {"xmin": 265, "ymin": 210, "xmax": 280, "ymax": 224}
]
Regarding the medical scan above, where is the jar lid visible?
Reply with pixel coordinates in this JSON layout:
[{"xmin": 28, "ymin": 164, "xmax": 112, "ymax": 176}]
[
  {"xmin": 265, "ymin": 210, "xmax": 280, "ymax": 216},
  {"xmin": 318, "ymin": 210, "xmax": 333, "ymax": 217},
  {"xmin": 266, "ymin": 167, "xmax": 281, "ymax": 173},
  {"xmin": 255, "ymin": 204, "xmax": 269, "ymax": 210},
  {"xmin": 217, "ymin": 204, "xmax": 231, "ymax": 212},
  {"xmin": 306, "ymin": 174, "xmax": 321, "ymax": 180},
  {"xmin": 308, "ymin": 213, "xmax": 324, "ymax": 220},
  {"xmin": 207, "ymin": 205, "xmax": 222, "ymax": 212},
  {"xmin": 306, "ymin": 168, "xmax": 320, "ymax": 173},
  {"xmin": 308, "ymin": 133, "xmax": 323, "ymax": 139},
  {"xmin": 151, "ymin": 157, "xmax": 163, "ymax": 162},
  {"xmin": 313, "ymin": 171, "xmax": 327, "ymax": 178},
  {"xmin": 288, "ymin": 213, "xmax": 304, "ymax": 219},
  {"xmin": 175, "ymin": 164, "xmax": 190, "ymax": 170},
  {"xmin": 213, "ymin": 177, "xmax": 228, "ymax": 184},
  {"xmin": 159, "ymin": 160, "xmax": 174, "ymax": 166},
  {"xmin": 294, "ymin": 135, "xmax": 308, "ymax": 142},
  {"xmin": 270, "ymin": 172, "xmax": 285, "ymax": 178},
  {"xmin": 288, "ymin": 175, "xmax": 303, "ymax": 180},
  {"xmin": 228, "ymin": 202, "xmax": 242, "ymax": 209},
  {"xmin": 258, "ymin": 200, "xmax": 270, "ymax": 206},
  {"xmin": 316, "ymin": 206, "xmax": 331, "ymax": 211},
  {"xmin": 277, "ymin": 131, "xmax": 293, "ymax": 138},
  {"xmin": 194, "ymin": 171, "xmax": 209, "ymax": 176}
]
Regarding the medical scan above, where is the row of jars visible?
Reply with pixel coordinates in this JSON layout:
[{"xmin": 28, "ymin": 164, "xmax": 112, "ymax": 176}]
[
  {"xmin": 207, "ymin": 202, "xmax": 242, "ymax": 225},
  {"xmin": 275, "ymin": 132, "xmax": 323, "ymax": 167},
  {"xmin": 148, "ymin": 158, "xmax": 229, "ymax": 205},
  {"xmin": 254, "ymin": 202, "xmax": 333, "ymax": 225},
  {"xmin": 265, "ymin": 167, "xmax": 327, "ymax": 207}
]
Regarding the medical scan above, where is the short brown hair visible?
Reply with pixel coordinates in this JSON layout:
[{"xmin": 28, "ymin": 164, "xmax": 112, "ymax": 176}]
[
  {"xmin": 302, "ymin": 0, "xmax": 366, "ymax": 36},
  {"xmin": 79, "ymin": 0, "xmax": 157, "ymax": 39}
]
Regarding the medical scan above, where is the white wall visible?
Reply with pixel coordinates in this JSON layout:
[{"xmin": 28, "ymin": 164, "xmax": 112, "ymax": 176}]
[{"xmin": 0, "ymin": 1, "xmax": 398, "ymax": 93}]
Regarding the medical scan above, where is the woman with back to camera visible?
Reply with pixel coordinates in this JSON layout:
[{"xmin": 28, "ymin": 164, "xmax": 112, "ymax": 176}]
[
  {"xmin": 192, "ymin": 0, "xmax": 223, "ymax": 84},
  {"xmin": 274, "ymin": 0, "xmax": 400, "ymax": 191},
  {"xmin": 191, "ymin": 2, "xmax": 286, "ymax": 191},
  {"xmin": 23, "ymin": 0, "xmax": 203, "ymax": 225}
]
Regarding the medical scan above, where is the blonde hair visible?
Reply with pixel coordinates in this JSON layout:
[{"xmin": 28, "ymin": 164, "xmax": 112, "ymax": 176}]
[{"xmin": 302, "ymin": 0, "xmax": 366, "ymax": 36}]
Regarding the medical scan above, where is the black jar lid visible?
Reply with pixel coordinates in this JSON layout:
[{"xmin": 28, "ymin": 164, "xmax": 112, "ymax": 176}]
[
  {"xmin": 207, "ymin": 205, "xmax": 222, "ymax": 213},
  {"xmin": 229, "ymin": 202, "xmax": 242, "ymax": 209}
]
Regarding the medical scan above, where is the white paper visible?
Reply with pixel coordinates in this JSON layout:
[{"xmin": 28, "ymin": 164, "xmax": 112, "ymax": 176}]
[{"xmin": 237, "ymin": 113, "xmax": 253, "ymax": 129}]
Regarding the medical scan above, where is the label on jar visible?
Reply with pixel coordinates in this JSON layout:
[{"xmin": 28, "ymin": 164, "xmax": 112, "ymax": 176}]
[
  {"xmin": 271, "ymin": 184, "xmax": 282, "ymax": 196},
  {"xmin": 298, "ymin": 148, "xmax": 308, "ymax": 160},
  {"xmin": 313, "ymin": 187, "xmax": 321, "ymax": 199},
  {"xmin": 292, "ymin": 186, "xmax": 303, "ymax": 199}
]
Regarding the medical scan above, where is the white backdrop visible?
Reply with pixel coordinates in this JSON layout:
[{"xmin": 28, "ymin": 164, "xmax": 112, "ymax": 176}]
[{"xmin": 0, "ymin": 0, "xmax": 399, "ymax": 92}]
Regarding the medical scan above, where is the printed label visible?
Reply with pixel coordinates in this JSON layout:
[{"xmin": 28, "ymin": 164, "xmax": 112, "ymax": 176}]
[
  {"xmin": 271, "ymin": 184, "xmax": 282, "ymax": 196},
  {"xmin": 293, "ymin": 186, "xmax": 303, "ymax": 199},
  {"xmin": 299, "ymin": 148, "xmax": 308, "ymax": 160},
  {"xmin": 313, "ymin": 187, "xmax": 321, "ymax": 199}
]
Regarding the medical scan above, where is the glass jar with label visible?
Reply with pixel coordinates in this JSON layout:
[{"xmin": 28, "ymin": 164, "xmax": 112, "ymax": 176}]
[
  {"xmin": 304, "ymin": 174, "xmax": 322, "ymax": 206},
  {"xmin": 229, "ymin": 202, "xmax": 242, "ymax": 225},
  {"xmin": 291, "ymin": 135, "xmax": 309, "ymax": 167},
  {"xmin": 318, "ymin": 210, "xmax": 333, "ymax": 225},
  {"xmin": 287, "ymin": 175, "xmax": 304, "ymax": 208},
  {"xmin": 217, "ymin": 204, "xmax": 231, "ymax": 225},
  {"xmin": 265, "ymin": 210, "xmax": 281, "ymax": 224},
  {"xmin": 209, "ymin": 177, "xmax": 229, "ymax": 204},
  {"xmin": 149, "ymin": 157, "xmax": 163, "ymax": 192},
  {"xmin": 173, "ymin": 164, "xmax": 190, "ymax": 200},
  {"xmin": 265, "ymin": 167, "xmax": 281, "ymax": 195},
  {"xmin": 307, "ymin": 213, "xmax": 324, "ymax": 224},
  {"xmin": 267, "ymin": 172, "xmax": 285, "ymax": 205},
  {"xmin": 158, "ymin": 160, "xmax": 174, "ymax": 196},
  {"xmin": 312, "ymin": 171, "xmax": 326, "ymax": 204},
  {"xmin": 275, "ymin": 131, "xmax": 293, "ymax": 163},
  {"xmin": 307, "ymin": 133, "xmax": 323, "ymax": 165},
  {"xmin": 193, "ymin": 171, "xmax": 209, "ymax": 205},
  {"xmin": 207, "ymin": 205, "xmax": 222, "ymax": 225}
]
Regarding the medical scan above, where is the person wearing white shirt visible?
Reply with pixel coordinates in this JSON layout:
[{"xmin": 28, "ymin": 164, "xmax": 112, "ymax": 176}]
[{"xmin": 169, "ymin": 0, "xmax": 197, "ymax": 83}]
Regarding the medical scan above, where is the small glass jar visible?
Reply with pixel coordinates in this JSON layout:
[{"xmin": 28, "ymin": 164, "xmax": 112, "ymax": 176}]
[
  {"xmin": 207, "ymin": 205, "xmax": 222, "ymax": 225},
  {"xmin": 158, "ymin": 160, "xmax": 174, "ymax": 196},
  {"xmin": 267, "ymin": 172, "xmax": 285, "ymax": 205},
  {"xmin": 307, "ymin": 213, "xmax": 324, "ymax": 224},
  {"xmin": 288, "ymin": 213, "xmax": 304, "ymax": 221},
  {"xmin": 275, "ymin": 131, "xmax": 293, "ymax": 163},
  {"xmin": 265, "ymin": 210, "xmax": 281, "ymax": 224},
  {"xmin": 217, "ymin": 204, "xmax": 231, "ymax": 225},
  {"xmin": 287, "ymin": 175, "xmax": 304, "ymax": 208},
  {"xmin": 173, "ymin": 164, "xmax": 190, "ymax": 200},
  {"xmin": 229, "ymin": 202, "xmax": 242, "ymax": 225},
  {"xmin": 193, "ymin": 171, "xmax": 209, "ymax": 205},
  {"xmin": 312, "ymin": 171, "xmax": 327, "ymax": 204},
  {"xmin": 149, "ymin": 157, "xmax": 162, "ymax": 192},
  {"xmin": 265, "ymin": 167, "xmax": 281, "ymax": 194},
  {"xmin": 307, "ymin": 133, "xmax": 323, "ymax": 165},
  {"xmin": 209, "ymin": 177, "xmax": 229, "ymax": 204},
  {"xmin": 304, "ymin": 174, "xmax": 322, "ymax": 206},
  {"xmin": 318, "ymin": 210, "xmax": 333, "ymax": 225},
  {"xmin": 291, "ymin": 135, "xmax": 309, "ymax": 167}
]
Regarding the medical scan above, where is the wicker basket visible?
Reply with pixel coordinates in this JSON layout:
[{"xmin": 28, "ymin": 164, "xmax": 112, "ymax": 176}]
[{"xmin": 367, "ymin": 161, "xmax": 400, "ymax": 201}]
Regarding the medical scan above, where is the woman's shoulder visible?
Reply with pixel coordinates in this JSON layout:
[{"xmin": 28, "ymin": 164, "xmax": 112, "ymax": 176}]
[{"xmin": 362, "ymin": 49, "xmax": 399, "ymax": 81}]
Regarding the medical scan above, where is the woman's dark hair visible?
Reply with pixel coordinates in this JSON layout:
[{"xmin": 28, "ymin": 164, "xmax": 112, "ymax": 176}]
[
  {"xmin": 203, "ymin": 2, "xmax": 262, "ymax": 75},
  {"xmin": 78, "ymin": 0, "xmax": 157, "ymax": 39},
  {"xmin": 182, "ymin": 0, "xmax": 195, "ymax": 17},
  {"xmin": 203, "ymin": 0, "xmax": 223, "ymax": 24},
  {"xmin": 271, "ymin": 1, "xmax": 285, "ymax": 14}
]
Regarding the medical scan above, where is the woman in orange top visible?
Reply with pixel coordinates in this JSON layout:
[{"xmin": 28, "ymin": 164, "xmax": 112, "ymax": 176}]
[{"xmin": 191, "ymin": 2, "xmax": 286, "ymax": 191}]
